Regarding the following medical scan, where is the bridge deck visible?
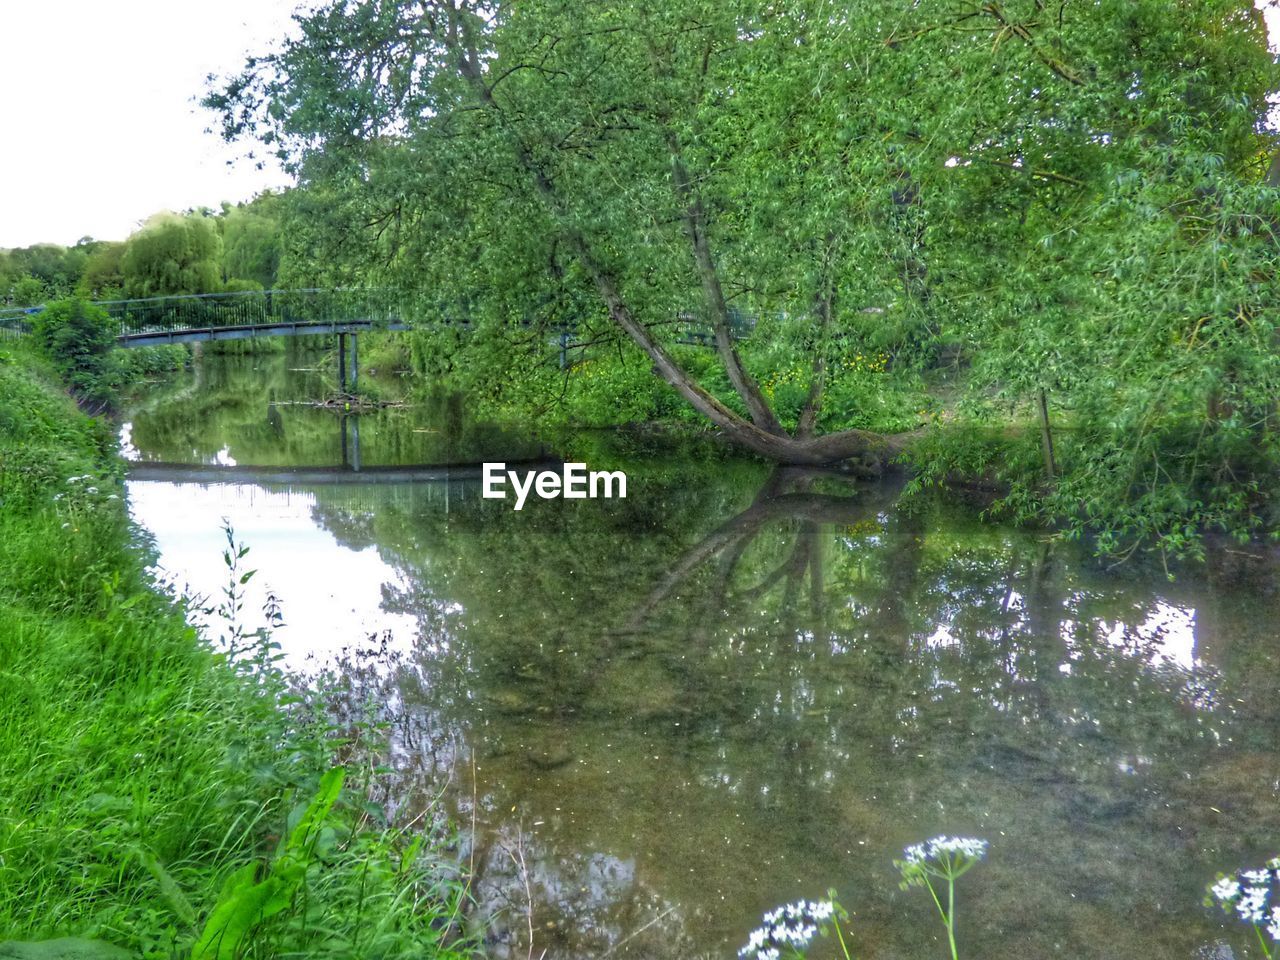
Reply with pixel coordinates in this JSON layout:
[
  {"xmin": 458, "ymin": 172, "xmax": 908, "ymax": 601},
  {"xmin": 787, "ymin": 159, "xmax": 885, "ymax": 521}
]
[
  {"xmin": 0, "ymin": 289, "xmax": 756, "ymax": 354},
  {"xmin": 119, "ymin": 318, "xmax": 410, "ymax": 348}
]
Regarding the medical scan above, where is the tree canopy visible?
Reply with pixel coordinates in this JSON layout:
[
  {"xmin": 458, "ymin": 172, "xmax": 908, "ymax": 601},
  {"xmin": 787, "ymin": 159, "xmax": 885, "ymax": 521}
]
[
  {"xmin": 119, "ymin": 212, "xmax": 225, "ymax": 297},
  {"xmin": 200, "ymin": 0, "xmax": 1280, "ymax": 548}
]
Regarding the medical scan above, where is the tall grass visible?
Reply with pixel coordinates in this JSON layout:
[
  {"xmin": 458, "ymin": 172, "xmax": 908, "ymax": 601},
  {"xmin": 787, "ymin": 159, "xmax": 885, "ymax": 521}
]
[{"xmin": 0, "ymin": 342, "xmax": 473, "ymax": 958}]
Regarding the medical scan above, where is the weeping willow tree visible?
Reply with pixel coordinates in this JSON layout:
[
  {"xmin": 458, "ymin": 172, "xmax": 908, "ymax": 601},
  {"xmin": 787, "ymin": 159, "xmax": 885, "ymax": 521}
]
[
  {"xmin": 209, "ymin": 0, "xmax": 1280, "ymax": 549},
  {"xmin": 121, "ymin": 212, "xmax": 224, "ymax": 297}
]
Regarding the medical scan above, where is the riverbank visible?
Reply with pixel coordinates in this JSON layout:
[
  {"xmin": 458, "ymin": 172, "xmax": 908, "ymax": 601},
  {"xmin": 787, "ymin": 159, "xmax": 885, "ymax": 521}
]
[{"xmin": 0, "ymin": 342, "xmax": 473, "ymax": 958}]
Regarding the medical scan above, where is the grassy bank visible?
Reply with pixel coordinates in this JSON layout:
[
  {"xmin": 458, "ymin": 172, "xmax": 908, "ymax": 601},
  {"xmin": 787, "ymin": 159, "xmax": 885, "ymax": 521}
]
[{"xmin": 0, "ymin": 341, "xmax": 472, "ymax": 958}]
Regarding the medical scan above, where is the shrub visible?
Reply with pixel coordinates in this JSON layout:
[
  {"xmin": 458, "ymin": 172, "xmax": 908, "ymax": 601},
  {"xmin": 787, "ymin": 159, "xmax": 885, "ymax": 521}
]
[{"xmin": 31, "ymin": 299, "xmax": 117, "ymax": 407}]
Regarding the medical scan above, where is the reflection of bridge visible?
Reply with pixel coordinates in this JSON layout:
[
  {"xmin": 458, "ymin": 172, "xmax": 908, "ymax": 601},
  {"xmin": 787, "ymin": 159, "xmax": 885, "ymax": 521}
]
[
  {"xmin": 125, "ymin": 457, "xmax": 558, "ymax": 485},
  {"xmin": 123, "ymin": 455, "xmax": 562, "ymax": 513}
]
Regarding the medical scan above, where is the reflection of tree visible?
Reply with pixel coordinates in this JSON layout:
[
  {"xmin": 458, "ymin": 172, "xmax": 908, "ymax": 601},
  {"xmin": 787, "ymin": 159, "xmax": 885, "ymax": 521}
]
[
  {"xmin": 123, "ymin": 351, "xmax": 542, "ymax": 467},
  {"xmin": 624, "ymin": 468, "xmax": 897, "ymax": 638},
  {"xmin": 301, "ymin": 467, "xmax": 1280, "ymax": 960}
]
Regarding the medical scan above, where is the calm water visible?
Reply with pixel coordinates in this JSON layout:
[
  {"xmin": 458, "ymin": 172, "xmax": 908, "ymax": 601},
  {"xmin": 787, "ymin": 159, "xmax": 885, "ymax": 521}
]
[{"xmin": 123, "ymin": 351, "xmax": 1280, "ymax": 959}]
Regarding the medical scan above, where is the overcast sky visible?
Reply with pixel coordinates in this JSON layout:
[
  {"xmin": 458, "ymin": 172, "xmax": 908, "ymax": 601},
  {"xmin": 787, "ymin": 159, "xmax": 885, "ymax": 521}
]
[
  {"xmin": 0, "ymin": 0, "xmax": 299, "ymax": 249},
  {"xmin": 2, "ymin": 2, "xmax": 1279, "ymax": 250}
]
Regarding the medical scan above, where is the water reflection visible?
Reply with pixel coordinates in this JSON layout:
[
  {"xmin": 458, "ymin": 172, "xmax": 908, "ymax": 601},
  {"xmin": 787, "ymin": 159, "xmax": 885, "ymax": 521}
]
[
  {"xmin": 121, "ymin": 348, "xmax": 545, "ymax": 468},
  {"xmin": 123, "ymin": 357, "xmax": 1280, "ymax": 959}
]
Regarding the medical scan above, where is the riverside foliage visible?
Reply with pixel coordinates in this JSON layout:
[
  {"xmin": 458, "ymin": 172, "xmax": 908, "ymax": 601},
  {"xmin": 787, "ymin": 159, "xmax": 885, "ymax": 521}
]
[
  {"xmin": 204, "ymin": 0, "xmax": 1280, "ymax": 554},
  {"xmin": 0, "ymin": 342, "xmax": 472, "ymax": 958}
]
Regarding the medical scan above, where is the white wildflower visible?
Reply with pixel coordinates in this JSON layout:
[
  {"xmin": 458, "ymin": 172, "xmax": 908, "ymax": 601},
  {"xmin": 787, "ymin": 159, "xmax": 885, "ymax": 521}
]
[
  {"xmin": 739, "ymin": 898, "xmax": 838, "ymax": 959},
  {"xmin": 1238, "ymin": 886, "xmax": 1269, "ymax": 924},
  {"xmin": 1208, "ymin": 859, "xmax": 1280, "ymax": 939},
  {"xmin": 904, "ymin": 836, "xmax": 988, "ymax": 865},
  {"xmin": 1211, "ymin": 877, "xmax": 1241, "ymax": 903}
]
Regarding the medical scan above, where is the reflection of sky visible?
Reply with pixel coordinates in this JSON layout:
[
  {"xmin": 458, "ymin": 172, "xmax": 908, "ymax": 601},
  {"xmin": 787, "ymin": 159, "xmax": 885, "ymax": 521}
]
[
  {"xmin": 1103, "ymin": 600, "xmax": 1198, "ymax": 670},
  {"xmin": 119, "ymin": 423, "xmax": 138, "ymax": 460},
  {"xmin": 127, "ymin": 480, "xmax": 417, "ymax": 669},
  {"xmin": 922, "ymin": 588, "xmax": 1200, "ymax": 673}
]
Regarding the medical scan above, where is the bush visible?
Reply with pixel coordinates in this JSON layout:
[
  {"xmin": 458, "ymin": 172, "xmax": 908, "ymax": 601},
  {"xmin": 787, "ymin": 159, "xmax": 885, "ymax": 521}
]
[{"xmin": 31, "ymin": 299, "xmax": 117, "ymax": 407}]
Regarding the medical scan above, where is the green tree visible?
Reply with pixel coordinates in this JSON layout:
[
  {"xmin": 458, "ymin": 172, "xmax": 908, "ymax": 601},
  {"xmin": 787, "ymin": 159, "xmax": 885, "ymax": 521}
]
[
  {"xmin": 1, "ymin": 243, "xmax": 91, "ymax": 302},
  {"xmin": 121, "ymin": 212, "xmax": 224, "ymax": 297},
  {"xmin": 77, "ymin": 240, "xmax": 126, "ymax": 299},
  {"xmin": 220, "ymin": 193, "xmax": 285, "ymax": 288},
  {"xmin": 32, "ymin": 298, "xmax": 117, "ymax": 406},
  {"xmin": 9, "ymin": 275, "xmax": 46, "ymax": 307},
  {"xmin": 208, "ymin": 0, "xmax": 1280, "ymax": 550}
]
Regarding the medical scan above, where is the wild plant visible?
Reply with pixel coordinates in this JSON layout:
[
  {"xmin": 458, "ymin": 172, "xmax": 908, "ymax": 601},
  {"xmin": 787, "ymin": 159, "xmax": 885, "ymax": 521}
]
[
  {"xmin": 738, "ymin": 896, "xmax": 849, "ymax": 960},
  {"xmin": 202, "ymin": 519, "xmax": 285, "ymax": 666},
  {"xmin": 1207, "ymin": 858, "xmax": 1280, "ymax": 957},
  {"xmin": 190, "ymin": 767, "xmax": 346, "ymax": 959},
  {"xmin": 894, "ymin": 836, "xmax": 988, "ymax": 960},
  {"xmin": 740, "ymin": 836, "xmax": 988, "ymax": 960},
  {"xmin": 177, "ymin": 527, "xmax": 474, "ymax": 960}
]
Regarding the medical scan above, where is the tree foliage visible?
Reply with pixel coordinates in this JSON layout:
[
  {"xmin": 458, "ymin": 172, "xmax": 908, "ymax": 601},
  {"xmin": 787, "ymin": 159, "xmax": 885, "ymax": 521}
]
[
  {"xmin": 31, "ymin": 298, "xmax": 117, "ymax": 406},
  {"xmin": 196, "ymin": 0, "xmax": 1280, "ymax": 547},
  {"xmin": 120, "ymin": 212, "xmax": 225, "ymax": 297},
  {"xmin": 219, "ymin": 193, "xmax": 285, "ymax": 289}
]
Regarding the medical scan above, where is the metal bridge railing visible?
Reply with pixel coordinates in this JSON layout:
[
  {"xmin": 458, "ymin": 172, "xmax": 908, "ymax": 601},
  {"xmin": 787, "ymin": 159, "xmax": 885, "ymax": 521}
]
[
  {"xmin": 97, "ymin": 288, "xmax": 405, "ymax": 339},
  {"xmin": 0, "ymin": 308, "xmax": 36, "ymax": 341},
  {"xmin": 0, "ymin": 289, "xmax": 767, "ymax": 345}
]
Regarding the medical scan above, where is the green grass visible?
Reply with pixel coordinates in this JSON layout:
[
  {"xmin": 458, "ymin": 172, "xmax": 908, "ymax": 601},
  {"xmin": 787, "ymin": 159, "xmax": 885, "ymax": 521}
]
[{"xmin": 0, "ymin": 342, "xmax": 474, "ymax": 959}]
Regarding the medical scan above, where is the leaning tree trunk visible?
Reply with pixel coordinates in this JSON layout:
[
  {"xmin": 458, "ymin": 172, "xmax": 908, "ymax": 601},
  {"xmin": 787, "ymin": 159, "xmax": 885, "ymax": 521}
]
[{"xmin": 448, "ymin": 15, "xmax": 917, "ymax": 466}]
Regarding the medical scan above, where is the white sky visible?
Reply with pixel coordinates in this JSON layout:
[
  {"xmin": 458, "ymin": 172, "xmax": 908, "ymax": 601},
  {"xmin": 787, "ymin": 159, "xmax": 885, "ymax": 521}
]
[
  {"xmin": 0, "ymin": 0, "xmax": 300, "ymax": 249},
  {"xmin": 1, "ymin": 2, "xmax": 1279, "ymax": 250}
]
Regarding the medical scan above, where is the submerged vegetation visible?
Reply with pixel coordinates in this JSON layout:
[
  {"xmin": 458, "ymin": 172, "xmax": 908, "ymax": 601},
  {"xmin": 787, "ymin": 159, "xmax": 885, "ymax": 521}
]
[{"xmin": 0, "ymin": 341, "xmax": 471, "ymax": 957}]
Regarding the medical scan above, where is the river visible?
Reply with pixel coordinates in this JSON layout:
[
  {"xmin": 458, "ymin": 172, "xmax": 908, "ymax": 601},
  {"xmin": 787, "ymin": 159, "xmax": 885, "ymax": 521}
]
[{"xmin": 121, "ymin": 348, "xmax": 1280, "ymax": 959}]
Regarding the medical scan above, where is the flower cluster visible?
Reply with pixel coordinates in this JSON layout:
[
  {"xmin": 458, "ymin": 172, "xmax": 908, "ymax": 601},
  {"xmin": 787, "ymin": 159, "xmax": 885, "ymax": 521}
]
[
  {"xmin": 53, "ymin": 473, "xmax": 120, "ymax": 531},
  {"xmin": 739, "ymin": 899, "xmax": 837, "ymax": 960},
  {"xmin": 1208, "ymin": 858, "xmax": 1280, "ymax": 940},
  {"xmin": 896, "ymin": 836, "xmax": 989, "ymax": 890},
  {"xmin": 903, "ymin": 836, "xmax": 989, "ymax": 866}
]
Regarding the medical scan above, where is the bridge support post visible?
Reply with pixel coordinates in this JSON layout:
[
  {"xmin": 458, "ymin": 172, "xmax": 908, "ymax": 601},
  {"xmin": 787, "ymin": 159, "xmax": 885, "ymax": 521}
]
[
  {"xmin": 338, "ymin": 333, "xmax": 348, "ymax": 394},
  {"xmin": 351, "ymin": 333, "xmax": 359, "ymax": 393},
  {"xmin": 340, "ymin": 415, "xmax": 363, "ymax": 472}
]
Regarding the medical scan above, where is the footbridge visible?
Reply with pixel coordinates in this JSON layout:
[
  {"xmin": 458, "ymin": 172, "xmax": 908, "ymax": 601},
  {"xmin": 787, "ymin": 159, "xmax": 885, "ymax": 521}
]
[
  {"xmin": 0, "ymin": 288, "xmax": 407, "ymax": 347},
  {"xmin": 0, "ymin": 287, "xmax": 757, "ymax": 390},
  {"xmin": 1, "ymin": 289, "xmax": 410, "ymax": 392}
]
